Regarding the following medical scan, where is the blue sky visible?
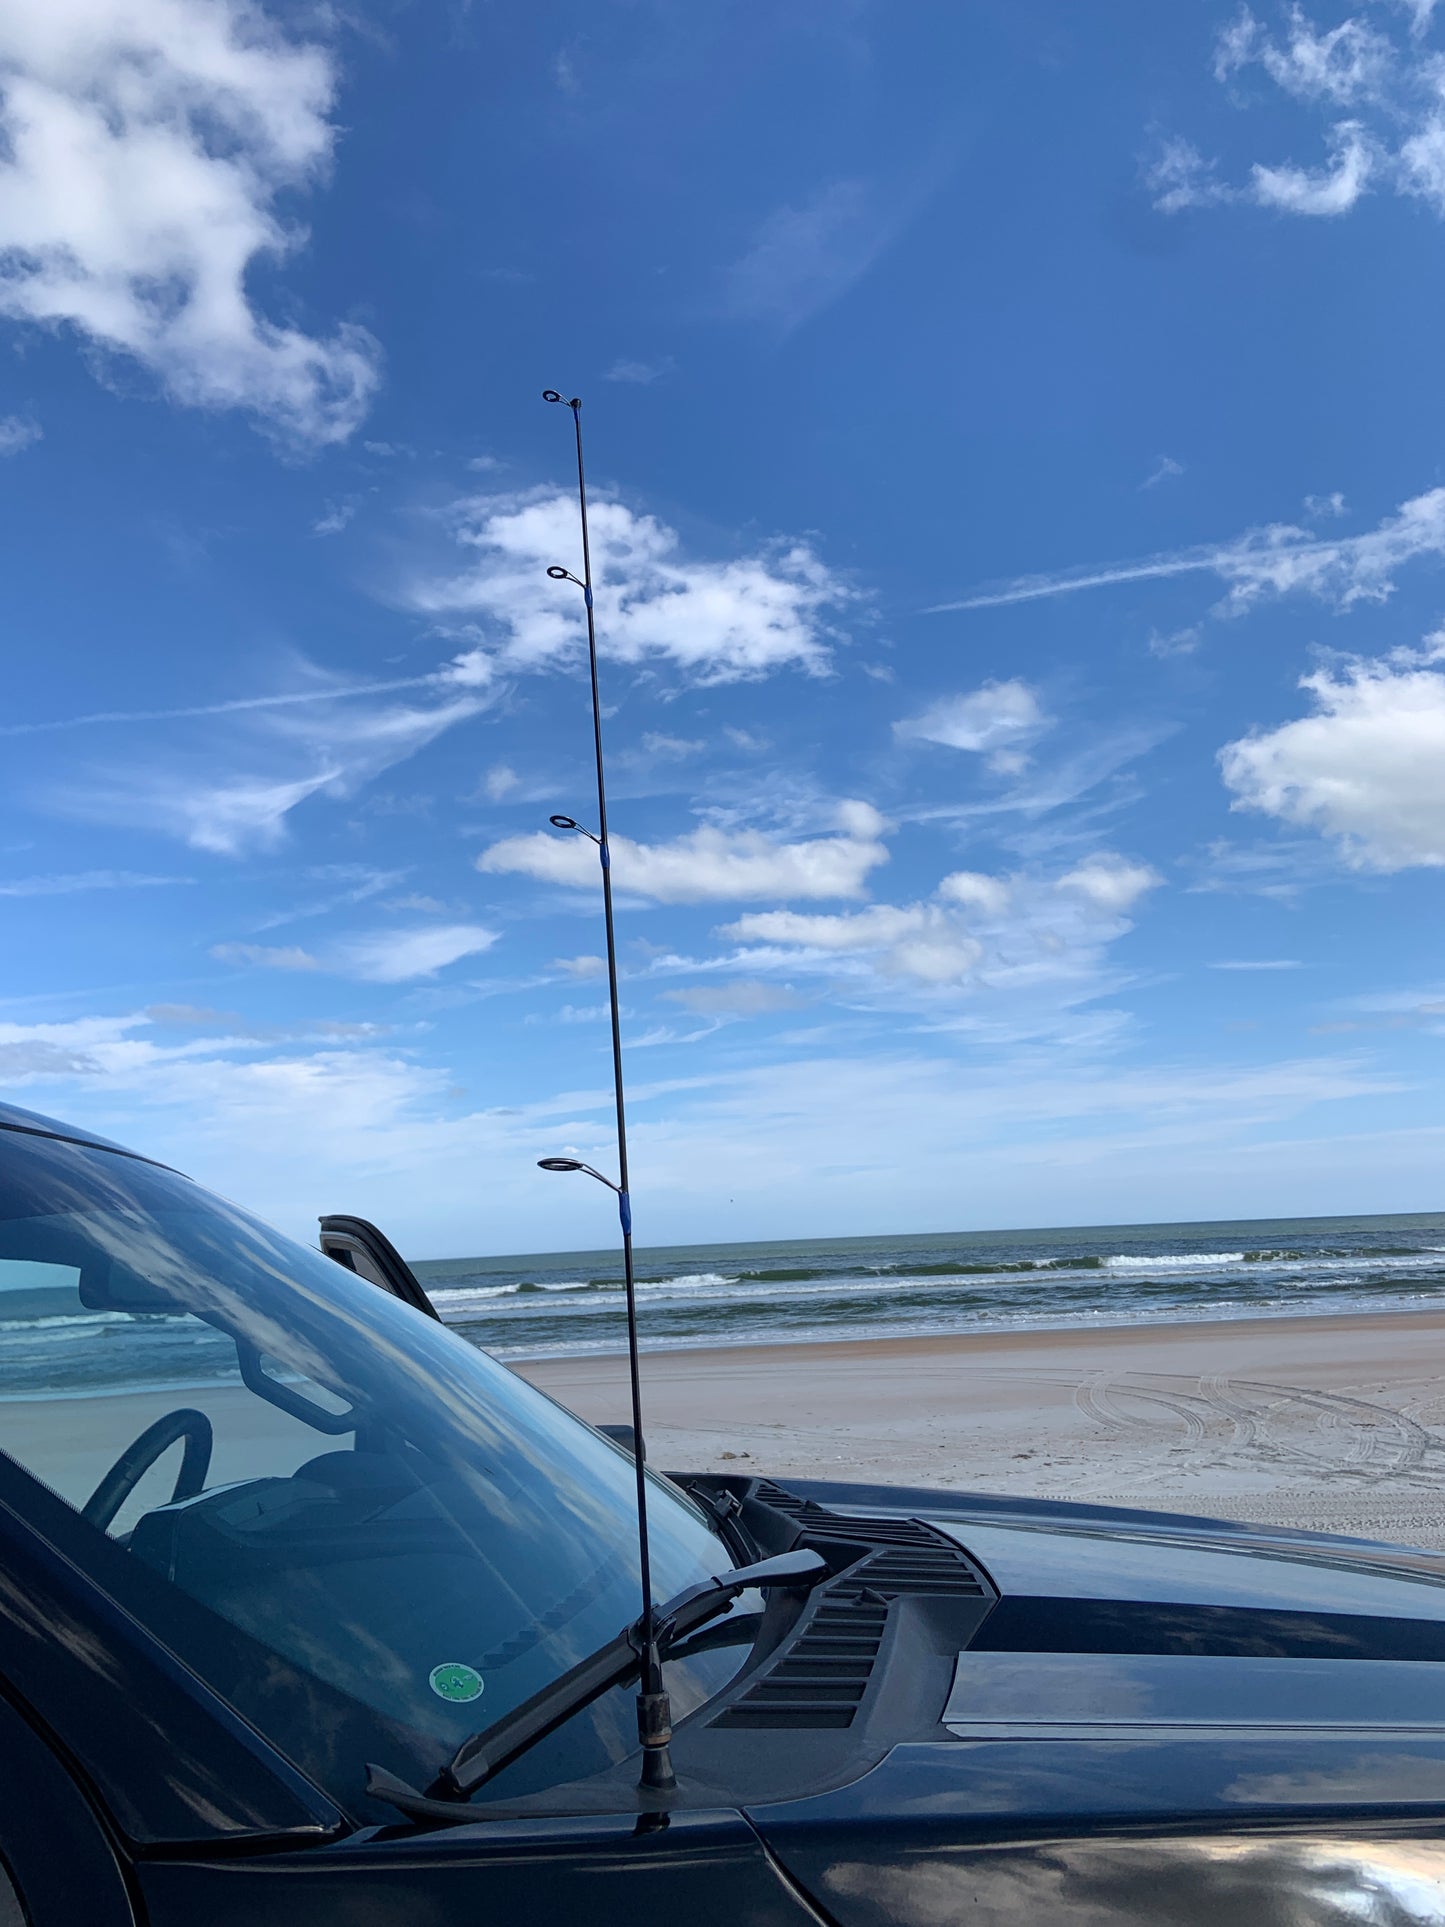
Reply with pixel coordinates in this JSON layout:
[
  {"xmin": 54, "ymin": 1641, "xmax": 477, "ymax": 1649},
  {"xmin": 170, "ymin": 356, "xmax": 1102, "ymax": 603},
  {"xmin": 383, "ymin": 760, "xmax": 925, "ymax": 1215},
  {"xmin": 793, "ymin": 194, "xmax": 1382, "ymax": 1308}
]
[{"xmin": 2, "ymin": 0, "xmax": 1444, "ymax": 1255}]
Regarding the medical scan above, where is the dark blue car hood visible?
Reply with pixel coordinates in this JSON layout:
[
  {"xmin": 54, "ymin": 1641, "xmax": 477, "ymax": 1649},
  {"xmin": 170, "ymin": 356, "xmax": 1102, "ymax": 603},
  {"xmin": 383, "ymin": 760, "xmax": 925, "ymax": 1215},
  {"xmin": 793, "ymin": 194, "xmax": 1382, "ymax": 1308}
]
[{"xmin": 744, "ymin": 1480, "xmax": 1445, "ymax": 1927}]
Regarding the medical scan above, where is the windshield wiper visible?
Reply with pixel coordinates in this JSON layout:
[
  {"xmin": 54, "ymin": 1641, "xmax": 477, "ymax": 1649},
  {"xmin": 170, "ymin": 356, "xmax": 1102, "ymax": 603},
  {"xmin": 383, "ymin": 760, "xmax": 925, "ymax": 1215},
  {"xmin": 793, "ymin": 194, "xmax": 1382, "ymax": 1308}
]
[{"xmin": 366, "ymin": 1547, "xmax": 828, "ymax": 1824}]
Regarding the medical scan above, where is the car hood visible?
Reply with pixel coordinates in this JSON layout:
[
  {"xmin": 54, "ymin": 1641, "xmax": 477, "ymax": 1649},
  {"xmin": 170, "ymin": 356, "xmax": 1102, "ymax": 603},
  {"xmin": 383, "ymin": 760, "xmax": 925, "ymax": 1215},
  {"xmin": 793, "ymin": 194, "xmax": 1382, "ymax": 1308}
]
[
  {"xmin": 785, "ymin": 1475, "xmax": 1445, "ymax": 1621},
  {"xmin": 926, "ymin": 1504, "xmax": 1445, "ymax": 1620},
  {"xmin": 744, "ymin": 1481, "xmax": 1445, "ymax": 1927}
]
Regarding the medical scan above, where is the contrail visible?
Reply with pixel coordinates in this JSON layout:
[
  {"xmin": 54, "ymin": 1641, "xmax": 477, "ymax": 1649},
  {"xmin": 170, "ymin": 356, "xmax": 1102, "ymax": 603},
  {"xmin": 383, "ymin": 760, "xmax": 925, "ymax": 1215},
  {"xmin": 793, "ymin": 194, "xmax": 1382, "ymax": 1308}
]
[
  {"xmin": 0, "ymin": 675, "xmax": 439, "ymax": 738},
  {"xmin": 924, "ymin": 545, "xmax": 1232, "ymax": 612}
]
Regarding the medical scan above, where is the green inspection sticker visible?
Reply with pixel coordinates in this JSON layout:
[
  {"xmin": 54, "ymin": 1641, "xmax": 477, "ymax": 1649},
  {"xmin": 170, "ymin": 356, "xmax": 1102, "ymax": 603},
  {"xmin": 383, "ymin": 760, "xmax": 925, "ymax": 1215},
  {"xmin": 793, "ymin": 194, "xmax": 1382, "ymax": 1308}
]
[{"xmin": 429, "ymin": 1662, "xmax": 485, "ymax": 1704}]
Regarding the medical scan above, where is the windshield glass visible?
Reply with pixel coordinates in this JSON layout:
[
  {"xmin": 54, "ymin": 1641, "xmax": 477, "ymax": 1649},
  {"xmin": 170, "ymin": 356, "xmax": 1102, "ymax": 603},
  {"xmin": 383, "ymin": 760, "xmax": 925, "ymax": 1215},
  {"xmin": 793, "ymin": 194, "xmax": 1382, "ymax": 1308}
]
[{"xmin": 0, "ymin": 1127, "xmax": 743, "ymax": 1812}]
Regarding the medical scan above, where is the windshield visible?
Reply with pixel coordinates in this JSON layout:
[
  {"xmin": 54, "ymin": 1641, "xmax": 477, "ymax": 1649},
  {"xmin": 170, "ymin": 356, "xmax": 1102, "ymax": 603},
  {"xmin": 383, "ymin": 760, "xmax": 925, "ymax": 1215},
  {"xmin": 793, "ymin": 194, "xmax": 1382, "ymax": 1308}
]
[{"xmin": 0, "ymin": 1127, "xmax": 743, "ymax": 1813}]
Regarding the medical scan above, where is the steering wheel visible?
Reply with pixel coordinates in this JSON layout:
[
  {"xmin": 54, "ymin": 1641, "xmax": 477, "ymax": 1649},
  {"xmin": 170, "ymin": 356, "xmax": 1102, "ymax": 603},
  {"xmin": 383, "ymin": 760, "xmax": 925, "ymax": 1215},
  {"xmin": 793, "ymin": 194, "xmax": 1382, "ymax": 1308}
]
[{"xmin": 82, "ymin": 1408, "xmax": 214, "ymax": 1533}]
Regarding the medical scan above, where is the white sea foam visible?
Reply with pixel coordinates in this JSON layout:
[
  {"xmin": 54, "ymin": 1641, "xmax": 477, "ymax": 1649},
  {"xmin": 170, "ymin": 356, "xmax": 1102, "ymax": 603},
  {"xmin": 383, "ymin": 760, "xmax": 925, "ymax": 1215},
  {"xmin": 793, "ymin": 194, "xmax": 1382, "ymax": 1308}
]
[
  {"xmin": 0, "ymin": 1310, "xmax": 134, "ymax": 1330},
  {"xmin": 1104, "ymin": 1252, "xmax": 1245, "ymax": 1269},
  {"xmin": 426, "ymin": 1284, "xmax": 523, "ymax": 1307}
]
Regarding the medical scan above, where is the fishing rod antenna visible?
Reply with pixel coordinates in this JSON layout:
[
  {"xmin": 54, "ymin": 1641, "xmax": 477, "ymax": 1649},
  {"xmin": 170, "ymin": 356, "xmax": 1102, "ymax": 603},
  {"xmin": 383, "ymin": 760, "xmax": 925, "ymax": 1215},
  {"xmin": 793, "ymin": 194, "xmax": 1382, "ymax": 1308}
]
[{"xmin": 535, "ymin": 386, "xmax": 676, "ymax": 1796}]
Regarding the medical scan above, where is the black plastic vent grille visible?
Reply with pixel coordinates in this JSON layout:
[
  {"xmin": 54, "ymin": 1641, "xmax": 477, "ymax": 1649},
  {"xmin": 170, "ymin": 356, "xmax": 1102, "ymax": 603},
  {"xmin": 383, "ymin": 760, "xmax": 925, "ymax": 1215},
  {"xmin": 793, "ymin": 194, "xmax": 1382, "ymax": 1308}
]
[
  {"xmin": 709, "ymin": 1582, "xmax": 888, "ymax": 1730},
  {"xmin": 709, "ymin": 1485, "xmax": 988, "ymax": 1730},
  {"xmin": 750, "ymin": 1483, "xmax": 988, "ymax": 1591},
  {"xmin": 862, "ymin": 1544, "xmax": 987, "ymax": 1596}
]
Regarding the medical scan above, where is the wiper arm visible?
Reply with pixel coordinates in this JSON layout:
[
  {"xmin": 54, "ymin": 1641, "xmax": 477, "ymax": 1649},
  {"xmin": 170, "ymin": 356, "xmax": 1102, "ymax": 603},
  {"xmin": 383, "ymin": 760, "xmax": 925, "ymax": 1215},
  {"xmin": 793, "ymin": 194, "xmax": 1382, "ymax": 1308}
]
[{"xmin": 366, "ymin": 1547, "xmax": 828, "ymax": 1822}]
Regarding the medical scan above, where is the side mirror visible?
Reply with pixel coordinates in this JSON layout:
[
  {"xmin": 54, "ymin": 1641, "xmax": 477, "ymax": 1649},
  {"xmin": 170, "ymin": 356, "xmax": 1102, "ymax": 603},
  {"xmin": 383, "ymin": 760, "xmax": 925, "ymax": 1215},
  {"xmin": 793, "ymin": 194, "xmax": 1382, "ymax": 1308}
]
[{"xmin": 317, "ymin": 1216, "xmax": 441, "ymax": 1321}]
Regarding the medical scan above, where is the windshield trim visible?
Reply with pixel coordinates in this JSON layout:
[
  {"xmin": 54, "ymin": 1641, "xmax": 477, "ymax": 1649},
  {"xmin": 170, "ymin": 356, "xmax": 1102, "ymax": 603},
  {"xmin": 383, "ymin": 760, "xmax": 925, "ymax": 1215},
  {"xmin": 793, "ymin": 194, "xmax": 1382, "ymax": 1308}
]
[{"xmin": 0, "ymin": 1117, "xmax": 180, "ymax": 1174}]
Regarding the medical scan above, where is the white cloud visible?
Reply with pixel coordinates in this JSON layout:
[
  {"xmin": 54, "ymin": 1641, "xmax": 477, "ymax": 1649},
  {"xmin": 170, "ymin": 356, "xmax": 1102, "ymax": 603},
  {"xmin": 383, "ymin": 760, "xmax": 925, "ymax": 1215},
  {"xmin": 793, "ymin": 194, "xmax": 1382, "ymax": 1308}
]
[
  {"xmin": 1393, "ymin": 0, "xmax": 1440, "ymax": 33},
  {"xmin": 1158, "ymin": 3, "xmax": 1445, "ymax": 232},
  {"xmin": 411, "ymin": 490, "xmax": 849, "ymax": 685},
  {"xmin": 212, "ymin": 923, "xmax": 496, "ymax": 981},
  {"xmin": 1217, "ymin": 8, "xmax": 1393, "ymax": 103},
  {"xmin": 721, "ymin": 178, "xmax": 912, "ymax": 332},
  {"xmin": 0, "ymin": 414, "xmax": 40, "ymax": 455},
  {"xmin": 723, "ymin": 903, "xmax": 934, "ymax": 954},
  {"xmin": 0, "ymin": 1007, "xmax": 1414, "ymax": 1253},
  {"xmin": 332, "ymin": 924, "xmax": 497, "ymax": 983},
  {"xmin": 384, "ymin": 893, "xmax": 447, "ymax": 916},
  {"xmin": 141, "ymin": 1003, "xmax": 380, "ymax": 1042},
  {"xmin": 210, "ymin": 941, "xmax": 319, "ymax": 971},
  {"xmin": 253, "ymin": 863, "xmax": 402, "ymax": 931},
  {"xmin": 483, "ymin": 764, "xmax": 519, "ymax": 800},
  {"xmin": 0, "ymin": 868, "xmax": 189, "ymax": 895},
  {"xmin": 1055, "ymin": 854, "xmax": 1162, "ymax": 912},
  {"xmin": 605, "ymin": 356, "xmax": 674, "ymax": 384},
  {"xmin": 0, "ymin": 672, "xmax": 445, "ymax": 738},
  {"xmin": 719, "ymin": 852, "xmax": 1159, "ymax": 993},
  {"xmin": 1305, "ymin": 491, "xmax": 1348, "ymax": 517},
  {"xmin": 312, "ymin": 497, "xmax": 361, "ymax": 537},
  {"xmin": 0, "ymin": 0, "xmax": 379, "ymax": 445},
  {"xmin": 1210, "ymin": 959, "xmax": 1305, "ymax": 969},
  {"xmin": 894, "ymin": 680, "xmax": 1050, "ymax": 771},
  {"xmin": 932, "ymin": 483, "xmax": 1445, "ymax": 619},
  {"xmin": 1220, "ymin": 649, "xmax": 1445, "ymax": 868},
  {"xmin": 937, "ymin": 870, "xmax": 1012, "ymax": 915},
  {"xmin": 908, "ymin": 722, "xmax": 1172, "ymax": 830},
  {"xmin": 1251, "ymin": 119, "xmax": 1375, "ymax": 214},
  {"xmin": 36, "ymin": 669, "xmax": 494, "ymax": 854},
  {"xmin": 551, "ymin": 1002, "xmax": 608, "ymax": 1025},
  {"xmin": 126, "ymin": 769, "xmax": 344, "ymax": 855},
  {"xmin": 1142, "ymin": 454, "xmax": 1185, "ymax": 489},
  {"xmin": 1145, "ymin": 137, "xmax": 1228, "ymax": 213},
  {"xmin": 833, "ymin": 799, "xmax": 890, "ymax": 838},
  {"xmin": 1148, "ymin": 625, "xmax": 1203, "ymax": 658},
  {"xmin": 1398, "ymin": 109, "xmax": 1445, "ymax": 209},
  {"xmin": 480, "ymin": 810, "xmax": 889, "ymax": 904},
  {"xmin": 639, "ymin": 732, "xmax": 706, "ymax": 759},
  {"xmin": 553, "ymin": 954, "xmax": 605, "ymax": 979},
  {"xmin": 1190, "ymin": 834, "xmax": 1346, "ymax": 899}
]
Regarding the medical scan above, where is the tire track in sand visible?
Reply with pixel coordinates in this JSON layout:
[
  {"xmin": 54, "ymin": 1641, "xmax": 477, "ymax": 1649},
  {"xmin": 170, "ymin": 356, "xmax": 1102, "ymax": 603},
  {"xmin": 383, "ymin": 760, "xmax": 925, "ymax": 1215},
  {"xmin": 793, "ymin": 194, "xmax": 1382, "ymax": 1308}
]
[
  {"xmin": 1075, "ymin": 1373, "xmax": 1208, "ymax": 1443},
  {"xmin": 1074, "ymin": 1372, "xmax": 1437, "ymax": 1482}
]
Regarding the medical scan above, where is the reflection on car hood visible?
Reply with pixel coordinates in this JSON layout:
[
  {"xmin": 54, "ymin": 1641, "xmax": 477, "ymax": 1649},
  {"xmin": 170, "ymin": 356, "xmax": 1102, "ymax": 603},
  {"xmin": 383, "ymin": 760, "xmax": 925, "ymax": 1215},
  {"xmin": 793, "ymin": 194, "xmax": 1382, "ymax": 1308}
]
[
  {"xmin": 923, "ymin": 1512, "xmax": 1445, "ymax": 1618},
  {"xmin": 747, "ymin": 1489, "xmax": 1445, "ymax": 1927},
  {"xmin": 784, "ymin": 1478, "xmax": 1445, "ymax": 1618}
]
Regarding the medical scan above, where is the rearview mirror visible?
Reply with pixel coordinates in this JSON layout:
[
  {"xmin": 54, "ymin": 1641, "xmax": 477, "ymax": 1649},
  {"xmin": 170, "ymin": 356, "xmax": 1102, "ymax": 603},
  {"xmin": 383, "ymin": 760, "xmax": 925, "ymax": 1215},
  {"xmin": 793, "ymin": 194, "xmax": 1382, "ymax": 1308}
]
[{"xmin": 77, "ymin": 1258, "xmax": 181, "ymax": 1315}]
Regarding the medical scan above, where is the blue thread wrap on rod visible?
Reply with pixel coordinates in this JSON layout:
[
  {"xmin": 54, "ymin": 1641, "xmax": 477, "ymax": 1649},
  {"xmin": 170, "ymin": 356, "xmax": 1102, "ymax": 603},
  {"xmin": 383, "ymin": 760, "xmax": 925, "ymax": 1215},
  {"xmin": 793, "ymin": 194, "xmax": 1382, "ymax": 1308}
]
[
  {"xmin": 617, "ymin": 1190, "xmax": 632, "ymax": 1236},
  {"xmin": 599, "ymin": 843, "xmax": 610, "ymax": 871}
]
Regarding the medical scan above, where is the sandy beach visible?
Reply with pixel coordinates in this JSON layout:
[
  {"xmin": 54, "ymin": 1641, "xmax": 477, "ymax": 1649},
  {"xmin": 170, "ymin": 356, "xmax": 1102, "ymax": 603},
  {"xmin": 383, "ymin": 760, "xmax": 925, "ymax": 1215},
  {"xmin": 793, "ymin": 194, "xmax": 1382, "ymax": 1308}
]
[
  {"xmin": 519, "ymin": 1309, "xmax": 1445, "ymax": 1550},
  {"xmin": 8, "ymin": 1307, "xmax": 1445, "ymax": 1553}
]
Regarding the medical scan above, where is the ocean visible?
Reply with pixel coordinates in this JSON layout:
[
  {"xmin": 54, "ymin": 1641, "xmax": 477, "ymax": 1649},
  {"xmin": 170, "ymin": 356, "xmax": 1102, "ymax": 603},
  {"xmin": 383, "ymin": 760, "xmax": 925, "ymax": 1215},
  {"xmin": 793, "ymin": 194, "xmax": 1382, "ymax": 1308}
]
[
  {"xmin": 6, "ymin": 1212, "xmax": 1445, "ymax": 1399},
  {"xmin": 415, "ymin": 1211, "xmax": 1445, "ymax": 1361}
]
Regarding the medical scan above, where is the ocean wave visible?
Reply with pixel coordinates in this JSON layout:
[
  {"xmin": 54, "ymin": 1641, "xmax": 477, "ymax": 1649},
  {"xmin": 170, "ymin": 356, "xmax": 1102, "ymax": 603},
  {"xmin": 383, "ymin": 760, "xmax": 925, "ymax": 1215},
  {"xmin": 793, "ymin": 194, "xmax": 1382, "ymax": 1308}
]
[
  {"xmin": 0, "ymin": 1310, "xmax": 136, "ymax": 1332},
  {"xmin": 1104, "ymin": 1252, "xmax": 1245, "ymax": 1269},
  {"xmin": 6, "ymin": 1229, "xmax": 1445, "ymax": 1392},
  {"xmin": 427, "ymin": 1278, "xmax": 599, "ymax": 1309},
  {"xmin": 644, "ymin": 1272, "xmax": 737, "ymax": 1290}
]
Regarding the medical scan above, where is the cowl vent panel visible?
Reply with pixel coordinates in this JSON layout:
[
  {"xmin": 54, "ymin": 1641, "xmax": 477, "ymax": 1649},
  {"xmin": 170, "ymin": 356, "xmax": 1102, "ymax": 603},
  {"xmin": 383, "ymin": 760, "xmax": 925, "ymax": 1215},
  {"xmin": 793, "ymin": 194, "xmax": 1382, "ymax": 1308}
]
[{"xmin": 708, "ymin": 1484, "xmax": 991, "ymax": 1731}]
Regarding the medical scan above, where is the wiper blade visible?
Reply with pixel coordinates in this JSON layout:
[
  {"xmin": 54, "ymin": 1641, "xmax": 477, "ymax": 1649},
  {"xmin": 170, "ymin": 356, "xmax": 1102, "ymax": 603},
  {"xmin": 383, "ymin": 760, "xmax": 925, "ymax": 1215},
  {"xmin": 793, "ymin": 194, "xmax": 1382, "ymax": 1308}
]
[{"xmin": 366, "ymin": 1547, "xmax": 828, "ymax": 1822}]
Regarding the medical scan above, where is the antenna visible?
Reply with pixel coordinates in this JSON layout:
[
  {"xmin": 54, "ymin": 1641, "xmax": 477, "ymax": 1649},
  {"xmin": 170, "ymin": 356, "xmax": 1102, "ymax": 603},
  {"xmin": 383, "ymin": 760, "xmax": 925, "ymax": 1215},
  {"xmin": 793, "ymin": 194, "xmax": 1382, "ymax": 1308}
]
[{"xmin": 535, "ymin": 388, "xmax": 675, "ymax": 1795}]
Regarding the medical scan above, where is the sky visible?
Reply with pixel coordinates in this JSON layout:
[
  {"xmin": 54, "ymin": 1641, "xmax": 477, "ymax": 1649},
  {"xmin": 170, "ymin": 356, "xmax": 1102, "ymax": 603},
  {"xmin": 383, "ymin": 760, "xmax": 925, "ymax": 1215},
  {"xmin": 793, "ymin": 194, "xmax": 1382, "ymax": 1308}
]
[{"xmin": 2, "ymin": 0, "xmax": 1445, "ymax": 1257}]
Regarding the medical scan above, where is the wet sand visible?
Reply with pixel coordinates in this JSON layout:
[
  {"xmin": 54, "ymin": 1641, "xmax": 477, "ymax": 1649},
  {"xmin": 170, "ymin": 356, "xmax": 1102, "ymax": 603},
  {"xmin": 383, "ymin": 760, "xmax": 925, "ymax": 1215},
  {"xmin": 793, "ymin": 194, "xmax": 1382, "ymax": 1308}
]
[{"xmin": 518, "ymin": 1309, "xmax": 1445, "ymax": 1550}]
